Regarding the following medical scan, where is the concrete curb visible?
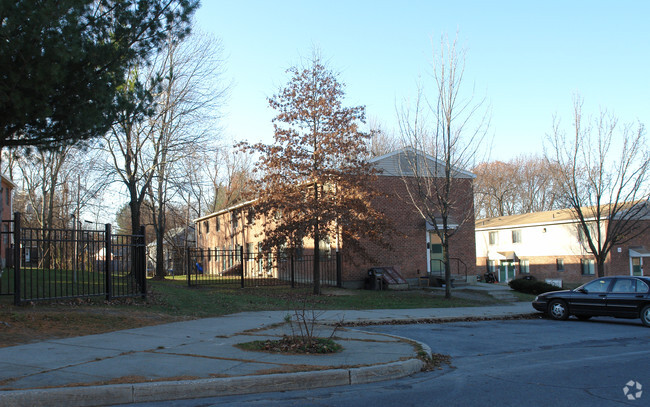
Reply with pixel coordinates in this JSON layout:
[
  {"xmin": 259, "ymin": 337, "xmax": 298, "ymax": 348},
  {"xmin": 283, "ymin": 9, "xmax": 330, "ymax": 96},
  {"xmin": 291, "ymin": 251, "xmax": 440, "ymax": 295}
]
[
  {"xmin": 0, "ymin": 358, "xmax": 425, "ymax": 407},
  {"xmin": 327, "ymin": 312, "xmax": 540, "ymax": 327}
]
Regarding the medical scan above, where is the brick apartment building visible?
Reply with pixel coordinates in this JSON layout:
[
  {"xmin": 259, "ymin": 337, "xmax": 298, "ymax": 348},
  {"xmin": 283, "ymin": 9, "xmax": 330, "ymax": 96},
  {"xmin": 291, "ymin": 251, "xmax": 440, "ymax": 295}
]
[
  {"xmin": 0, "ymin": 175, "xmax": 14, "ymax": 268},
  {"xmin": 476, "ymin": 202, "xmax": 650, "ymax": 285},
  {"xmin": 195, "ymin": 149, "xmax": 477, "ymax": 288}
]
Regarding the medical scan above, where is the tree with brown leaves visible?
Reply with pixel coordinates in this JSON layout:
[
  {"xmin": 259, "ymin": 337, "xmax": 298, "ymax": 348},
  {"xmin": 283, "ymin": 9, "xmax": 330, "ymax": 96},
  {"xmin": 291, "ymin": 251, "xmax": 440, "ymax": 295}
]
[{"xmin": 240, "ymin": 55, "xmax": 387, "ymax": 295}]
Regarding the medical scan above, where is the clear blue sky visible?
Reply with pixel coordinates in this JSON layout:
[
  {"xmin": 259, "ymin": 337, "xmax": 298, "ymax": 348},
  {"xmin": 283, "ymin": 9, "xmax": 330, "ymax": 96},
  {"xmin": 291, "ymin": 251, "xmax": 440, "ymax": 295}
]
[{"xmin": 195, "ymin": 0, "xmax": 650, "ymax": 161}]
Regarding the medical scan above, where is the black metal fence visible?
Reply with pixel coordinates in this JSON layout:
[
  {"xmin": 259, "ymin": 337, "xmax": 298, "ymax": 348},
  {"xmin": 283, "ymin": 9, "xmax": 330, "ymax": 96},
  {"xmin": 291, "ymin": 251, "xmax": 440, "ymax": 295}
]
[
  {"xmin": 0, "ymin": 213, "xmax": 146, "ymax": 305},
  {"xmin": 187, "ymin": 247, "xmax": 341, "ymax": 288},
  {"xmin": 429, "ymin": 258, "xmax": 468, "ymax": 282}
]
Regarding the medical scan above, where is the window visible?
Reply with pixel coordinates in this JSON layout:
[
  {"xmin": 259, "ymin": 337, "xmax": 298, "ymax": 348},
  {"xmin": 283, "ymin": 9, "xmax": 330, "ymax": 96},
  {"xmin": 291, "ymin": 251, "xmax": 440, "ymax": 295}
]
[
  {"xmin": 247, "ymin": 208, "xmax": 255, "ymax": 225},
  {"xmin": 487, "ymin": 260, "xmax": 497, "ymax": 274},
  {"xmin": 216, "ymin": 217, "xmax": 220, "ymax": 231},
  {"xmin": 520, "ymin": 259, "xmax": 529, "ymax": 274},
  {"xmin": 632, "ymin": 257, "xmax": 642, "ymax": 276},
  {"xmin": 489, "ymin": 231, "xmax": 498, "ymax": 245},
  {"xmin": 246, "ymin": 243, "xmax": 255, "ymax": 255},
  {"xmin": 319, "ymin": 237, "xmax": 331, "ymax": 259},
  {"xmin": 279, "ymin": 243, "xmax": 288, "ymax": 260},
  {"xmin": 231, "ymin": 212, "xmax": 238, "ymax": 230},
  {"xmin": 612, "ymin": 279, "xmax": 636, "ymax": 293},
  {"xmin": 221, "ymin": 246, "xmax": 227, "ymax": 270},
  {"xmin": 581, "ymin": 278, "xmax": 611, "ymax": 293},
  {"xmin": 556, "ymin": 258, "xmax": 564, "ymax": 272},
  {"xmin": 613, "ymin": 279, "xmax": 650, "ymax": 293},
  {"xmin": 581, "ymin": 259, "xmax": 595, "ymax": 276},
  {"xmin": 204, "ymin": 220, "xmax": 210, "ymax": 234},
  {"xmin": 512, "ymin": 230, "xmax": 522, "ymax": 244}
]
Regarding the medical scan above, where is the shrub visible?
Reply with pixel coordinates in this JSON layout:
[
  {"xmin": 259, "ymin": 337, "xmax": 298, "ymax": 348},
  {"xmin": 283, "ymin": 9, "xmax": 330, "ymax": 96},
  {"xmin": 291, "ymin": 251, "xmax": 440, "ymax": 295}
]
[{"xmin": 508, "ymin": 278, "xmax": 561, "ymax": 295}]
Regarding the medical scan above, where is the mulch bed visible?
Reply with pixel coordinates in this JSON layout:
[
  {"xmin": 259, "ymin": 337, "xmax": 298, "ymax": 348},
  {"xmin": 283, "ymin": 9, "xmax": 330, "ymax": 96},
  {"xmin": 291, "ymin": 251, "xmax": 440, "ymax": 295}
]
[{"xmin": 237, "ymin": 335, "xmax": 343, "ymax": 354}]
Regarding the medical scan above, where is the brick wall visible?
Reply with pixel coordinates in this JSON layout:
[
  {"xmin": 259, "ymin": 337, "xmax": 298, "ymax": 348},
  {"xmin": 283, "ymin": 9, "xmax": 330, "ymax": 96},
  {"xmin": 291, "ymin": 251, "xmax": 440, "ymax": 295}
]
[
  {"xmin": 342, "ymin": 175, "xmax": 476, "ymax": 284},
  {"xmin": 197, "ymin": 175, "xmax": 478, "ymax": 286},
  {"xmin": 608, "ymin": 219, "xmax": 650, "ymax": 275}
]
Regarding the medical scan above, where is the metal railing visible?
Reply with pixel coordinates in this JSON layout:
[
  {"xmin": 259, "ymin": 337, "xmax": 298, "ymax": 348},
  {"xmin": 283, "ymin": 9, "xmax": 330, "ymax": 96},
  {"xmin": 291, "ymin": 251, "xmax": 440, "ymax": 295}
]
[
  {"xmin": 1, "ymin": 213, "xmax": 146, "ymax": 304},
  {"xmin": 186, "ymin": 247, "xmax": 341, "ymax": 288},
  {"xmin": 429, "ymin": 258, "xmax": 468, "ymax": 282}
]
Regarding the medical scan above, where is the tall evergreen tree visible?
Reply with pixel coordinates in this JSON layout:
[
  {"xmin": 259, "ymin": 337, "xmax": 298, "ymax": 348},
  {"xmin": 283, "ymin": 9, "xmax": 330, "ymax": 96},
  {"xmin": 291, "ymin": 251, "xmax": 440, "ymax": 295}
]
[{"xmin": 0, "ymin": 0, "xmax": 198, "ymax": 150}]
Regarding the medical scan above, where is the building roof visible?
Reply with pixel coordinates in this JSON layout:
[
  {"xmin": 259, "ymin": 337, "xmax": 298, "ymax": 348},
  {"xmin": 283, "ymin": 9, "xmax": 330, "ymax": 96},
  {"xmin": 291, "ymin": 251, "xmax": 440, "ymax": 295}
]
[
  {"xmin": 194, "ymin": 199, "xmax": 257, "ymax": 223},
  {"xmin": 1, "ymin": 174, "xmax": 16, "ymax": 189},
  {"xmin": 476, "ymin": 201, "xmax": 649, "ymax": 231},
  {"xmin": 195, "ymin": 148, "xmax": 476, "ymax": 223},
  {"xmin": 369, "ymin": 148, "xmax": 476, "ymax": 179},
  {"xmin": 476, "ymin": 208, "xmax": 578, "ymax": 230}
]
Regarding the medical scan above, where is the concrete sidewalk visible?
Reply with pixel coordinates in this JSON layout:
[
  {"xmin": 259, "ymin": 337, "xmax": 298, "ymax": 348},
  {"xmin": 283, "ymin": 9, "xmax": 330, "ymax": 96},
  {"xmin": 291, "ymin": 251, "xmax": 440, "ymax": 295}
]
[{"xmin": 0, "ymin": 302, "xmax": 535, "ymax": 406}]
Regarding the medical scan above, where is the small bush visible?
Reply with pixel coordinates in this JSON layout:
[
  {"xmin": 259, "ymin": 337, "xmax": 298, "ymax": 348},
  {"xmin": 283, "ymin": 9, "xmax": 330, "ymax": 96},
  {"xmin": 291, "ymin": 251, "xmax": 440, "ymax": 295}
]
[{"xmin": 508, "ymin": 279, "xmax": 561, "ymax": 295}]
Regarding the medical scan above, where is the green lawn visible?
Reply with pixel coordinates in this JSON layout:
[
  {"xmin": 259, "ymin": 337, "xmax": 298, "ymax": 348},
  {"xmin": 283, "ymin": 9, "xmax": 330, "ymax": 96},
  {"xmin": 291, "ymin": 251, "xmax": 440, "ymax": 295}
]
[
  {"xmin": 0, "ymin": 277, "xmax": 505, "ymax": 347},
  {"xmin": 145, "ymin": 279, "xmax": 499, "ymax": 318}
]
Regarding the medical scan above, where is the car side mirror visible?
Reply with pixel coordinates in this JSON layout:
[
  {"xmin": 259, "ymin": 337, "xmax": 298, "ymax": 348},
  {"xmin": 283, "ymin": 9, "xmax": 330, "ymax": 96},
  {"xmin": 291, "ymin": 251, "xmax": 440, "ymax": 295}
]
[{"xmin": 577, "ymin": 288, "xmax": 587, "ymax": 294}]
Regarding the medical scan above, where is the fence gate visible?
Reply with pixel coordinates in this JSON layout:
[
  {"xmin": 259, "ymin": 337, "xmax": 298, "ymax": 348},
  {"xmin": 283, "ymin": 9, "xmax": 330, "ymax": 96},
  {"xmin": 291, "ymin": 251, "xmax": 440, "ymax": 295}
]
[{"xmin": 1, "ymin": 213, "xmax": 147, "ymax": 305}]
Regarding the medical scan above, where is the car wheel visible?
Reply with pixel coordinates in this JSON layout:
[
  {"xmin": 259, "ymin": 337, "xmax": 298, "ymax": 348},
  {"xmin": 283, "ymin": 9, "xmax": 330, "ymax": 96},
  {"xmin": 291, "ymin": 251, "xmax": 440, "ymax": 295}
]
[
  {"xmin": 640, "ymin": 305, "xmax": 650, "ymax": 327},
  {"xmin": 576, "ymin": 315, "xmax": 591, "ymax": 321},
  {"xmin": 548, "ymin": 300, "xmax": 569, "ymax": 320}
]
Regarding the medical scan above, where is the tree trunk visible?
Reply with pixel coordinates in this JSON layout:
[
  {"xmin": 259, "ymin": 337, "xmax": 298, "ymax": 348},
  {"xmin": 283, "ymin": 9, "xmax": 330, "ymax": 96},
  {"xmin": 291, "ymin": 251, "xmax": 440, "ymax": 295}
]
[
  {"xmin": 313, "ymin": 185, "xmax": 321, "ymax": 295},
  {"xmin": 597, "ymin": 259, "xmax": 605, "ymax": 278},
  {"xmin": 313, "ymin": 228, "xmax": 321, "ymax": 295},
  {"xmin": 443, "ymin": 237, "xmax": 451, "ymax": 299},
  {"xmin": 154, "ymin": 202, "xmax": 166, "ymax": 280}
]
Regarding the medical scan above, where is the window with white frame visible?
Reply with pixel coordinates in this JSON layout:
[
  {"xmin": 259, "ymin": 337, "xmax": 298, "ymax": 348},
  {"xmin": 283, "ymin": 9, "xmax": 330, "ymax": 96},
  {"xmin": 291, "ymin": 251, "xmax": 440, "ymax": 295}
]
[
  {"xmin": 489, "ymin": 231, "xmax": 498, "ymax": 245},
  {"xmin": 512, "ymin": 229, "xmax": 522, "ymax": 244}
]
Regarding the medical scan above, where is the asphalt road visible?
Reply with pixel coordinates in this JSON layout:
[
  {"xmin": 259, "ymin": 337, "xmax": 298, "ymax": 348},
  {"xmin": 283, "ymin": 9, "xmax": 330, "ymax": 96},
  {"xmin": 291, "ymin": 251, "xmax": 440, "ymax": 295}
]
[{"xmin": 121, "ymin": 317, "xmax": 650, "ymax": 406}]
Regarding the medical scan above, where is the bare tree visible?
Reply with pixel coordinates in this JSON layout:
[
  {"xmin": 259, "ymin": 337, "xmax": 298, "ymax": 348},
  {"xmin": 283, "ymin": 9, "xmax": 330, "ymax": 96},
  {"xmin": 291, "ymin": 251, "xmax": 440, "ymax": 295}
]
[
  {"xmin": 472, "ymin": 160, "xmax": 517, "ymax": 218},
  {"xmin": 146, "ymin": 31, "xmax": 227, "ymax": 279},
  {"xmin": 10, "ymin": 143, "xmax": 107, "ymax": 268},
  {"xmin": 473, "ymin": 155, "xmax": 563, "ymax": 218},
  {"xmin": 103, "ymin": 27, "xmax": 227, "ymax": 279},
  {"xmin": 546, "ymin": 96, "xmax": 649, "ymax": 277},
  {"xmin": 367, "ymin": 118, "xmax": 400, "ymax": 158},
  {"xmin": 397, "ymin": 35, "xmax": 489, "ymax": 299}
]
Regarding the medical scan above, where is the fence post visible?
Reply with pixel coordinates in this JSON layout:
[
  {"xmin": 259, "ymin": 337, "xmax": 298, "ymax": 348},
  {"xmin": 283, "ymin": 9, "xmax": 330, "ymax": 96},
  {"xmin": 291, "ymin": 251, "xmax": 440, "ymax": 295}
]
[
  {"xmin": 186, "ymin": 247, "xmax": 191, "ymax": 287},
  {"xmin": 105, "ymin": 223, "xmax": 112, "ymax": 301},
  {"xmin": 290, "ymin": 253, "xmax": 295, "ymax": 288},
  {"xmin": 336, "ymin": 251, "xmax": 342, "ymax": 288},
  {"xmin": 240, "ymin": 245, "xmax": 244, "ymax": 288},
  {"xmin": 13, "ymin": 212, "xmax": 21, "ymax": 306},
  {"xmin": 139, "ymin": 225, "xmax": 146, "ymax": 299}
]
